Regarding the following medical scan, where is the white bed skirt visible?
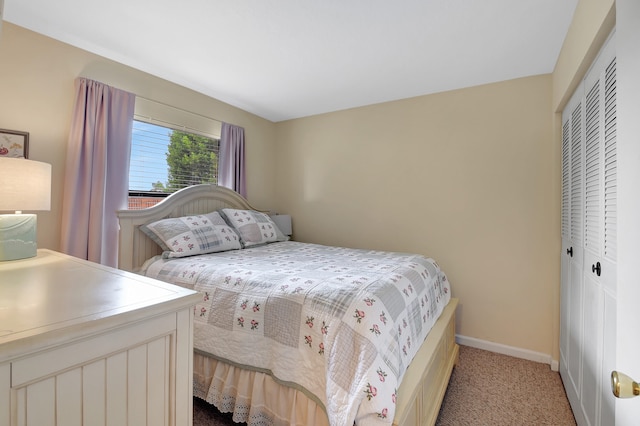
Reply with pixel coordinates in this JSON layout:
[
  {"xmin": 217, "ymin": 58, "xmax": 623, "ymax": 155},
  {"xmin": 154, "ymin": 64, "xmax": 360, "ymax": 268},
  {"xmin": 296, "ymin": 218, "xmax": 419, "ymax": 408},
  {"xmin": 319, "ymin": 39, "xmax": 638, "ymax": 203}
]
[{"xmin": 194, "ymin": 352, "xmax": 329, "ymax": 426}]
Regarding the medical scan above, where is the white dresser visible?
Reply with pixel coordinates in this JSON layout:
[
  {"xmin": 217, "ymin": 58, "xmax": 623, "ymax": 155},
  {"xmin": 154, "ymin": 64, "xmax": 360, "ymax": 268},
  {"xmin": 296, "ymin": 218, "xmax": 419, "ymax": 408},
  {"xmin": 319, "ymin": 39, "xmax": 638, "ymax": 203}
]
[{"xmin": 0, "ymin": 249, "xmax": 201, "ymax": 426}]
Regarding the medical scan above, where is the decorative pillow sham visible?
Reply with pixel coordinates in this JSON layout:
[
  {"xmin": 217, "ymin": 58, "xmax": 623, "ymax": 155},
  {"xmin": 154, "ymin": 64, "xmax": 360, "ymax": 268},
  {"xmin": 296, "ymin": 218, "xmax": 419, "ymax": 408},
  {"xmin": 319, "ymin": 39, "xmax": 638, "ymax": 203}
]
[
  {"xmin": 220, "ymin": 208, "xmax": 288, "ymax": 247},
  {"xmin": 140, "ymin": 211, "xmax": 241, "ymax": 258}
]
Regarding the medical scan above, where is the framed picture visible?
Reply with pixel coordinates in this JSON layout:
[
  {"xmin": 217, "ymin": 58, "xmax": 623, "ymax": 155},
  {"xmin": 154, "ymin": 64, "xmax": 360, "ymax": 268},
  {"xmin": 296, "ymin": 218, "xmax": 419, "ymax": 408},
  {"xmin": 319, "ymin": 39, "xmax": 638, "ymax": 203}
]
[{"xmin": 0, "ymin": 129, "xmax": 29, "ymax": 159}]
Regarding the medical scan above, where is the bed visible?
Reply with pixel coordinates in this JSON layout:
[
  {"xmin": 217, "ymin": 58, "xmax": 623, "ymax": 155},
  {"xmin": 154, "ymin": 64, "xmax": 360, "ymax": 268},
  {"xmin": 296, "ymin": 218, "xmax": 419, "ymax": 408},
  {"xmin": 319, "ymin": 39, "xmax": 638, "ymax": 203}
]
[{"xmin": 117, "ymin": 184, "xmax": 459, "ymax": 426}]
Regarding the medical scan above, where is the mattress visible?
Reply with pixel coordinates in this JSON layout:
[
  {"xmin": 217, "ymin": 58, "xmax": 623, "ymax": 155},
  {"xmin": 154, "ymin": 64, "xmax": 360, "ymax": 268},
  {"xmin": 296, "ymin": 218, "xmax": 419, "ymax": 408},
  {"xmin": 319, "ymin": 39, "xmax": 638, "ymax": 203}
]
[{"xmin": 142, "ymin": 241, "xmax": 451, "ymax": 425}]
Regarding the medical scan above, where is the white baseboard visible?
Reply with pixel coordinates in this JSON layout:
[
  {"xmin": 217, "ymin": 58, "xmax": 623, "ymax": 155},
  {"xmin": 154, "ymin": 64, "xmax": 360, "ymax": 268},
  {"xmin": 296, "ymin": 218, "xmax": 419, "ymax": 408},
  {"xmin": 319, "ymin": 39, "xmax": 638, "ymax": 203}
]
[{"xmin": 456, "ymin": 335, "xmax": 560, "ymax": 372}]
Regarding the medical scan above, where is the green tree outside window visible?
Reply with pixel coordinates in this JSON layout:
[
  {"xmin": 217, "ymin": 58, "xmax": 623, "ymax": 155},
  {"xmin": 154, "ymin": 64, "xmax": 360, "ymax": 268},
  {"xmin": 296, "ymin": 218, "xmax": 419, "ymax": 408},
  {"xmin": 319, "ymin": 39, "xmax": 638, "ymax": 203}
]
[{"xmin": 166, "ymin": 130, "xmax": 219, "ymax": 192}]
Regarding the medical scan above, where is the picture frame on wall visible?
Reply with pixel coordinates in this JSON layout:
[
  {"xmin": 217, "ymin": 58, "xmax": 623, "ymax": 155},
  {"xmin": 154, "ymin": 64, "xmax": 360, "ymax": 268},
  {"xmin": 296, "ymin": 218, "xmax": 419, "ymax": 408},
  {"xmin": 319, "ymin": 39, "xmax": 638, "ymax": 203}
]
[{"xmin": 0, "ymin": 129, "xmax": 29, "ymax": 159}]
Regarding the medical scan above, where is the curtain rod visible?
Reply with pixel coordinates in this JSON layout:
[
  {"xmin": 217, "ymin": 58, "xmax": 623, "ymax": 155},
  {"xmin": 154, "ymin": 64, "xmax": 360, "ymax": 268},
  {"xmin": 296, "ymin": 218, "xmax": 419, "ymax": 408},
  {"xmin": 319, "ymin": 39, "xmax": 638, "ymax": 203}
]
[{"xmin": 135, "ymin": 95, "xmax": 224, "ymax": 125}]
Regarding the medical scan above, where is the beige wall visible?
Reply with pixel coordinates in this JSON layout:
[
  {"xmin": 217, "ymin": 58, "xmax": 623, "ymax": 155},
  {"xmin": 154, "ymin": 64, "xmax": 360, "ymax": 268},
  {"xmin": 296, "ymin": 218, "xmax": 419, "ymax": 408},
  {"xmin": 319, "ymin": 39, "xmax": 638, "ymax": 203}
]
[
  {"xmin": 0, "ymin": 22, "xmax": 277, "ymax": 252},
  {"xmin": 0, "ymin": 0, "xmax": 615, "ymax": 361},
  {"xmin": 275, "ymin": 75, "xmax": 557, "ymax": 356},
  {"xmin": 273, "ymin": 0, "xmax": 616, "ymax": 363},
  {"xmin": 552, "ymin": 0, "xmax": 616, "ymax": 112}
]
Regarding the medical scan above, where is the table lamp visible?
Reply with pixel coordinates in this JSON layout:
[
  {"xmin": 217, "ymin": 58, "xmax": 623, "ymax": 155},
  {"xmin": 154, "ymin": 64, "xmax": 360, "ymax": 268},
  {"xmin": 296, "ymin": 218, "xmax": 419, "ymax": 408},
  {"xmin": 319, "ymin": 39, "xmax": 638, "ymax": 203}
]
[{"xmin": 0, "ymin": 157, "xmax": 52, "ymax": 261}]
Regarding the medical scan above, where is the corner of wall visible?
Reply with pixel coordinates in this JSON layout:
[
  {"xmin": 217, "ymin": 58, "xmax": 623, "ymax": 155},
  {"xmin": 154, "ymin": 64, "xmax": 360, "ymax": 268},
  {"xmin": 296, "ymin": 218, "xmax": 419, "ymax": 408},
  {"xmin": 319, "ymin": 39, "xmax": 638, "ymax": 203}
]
[{"xmin": 551, "ymin": 0, "xmax": 616, "ymax": 112}]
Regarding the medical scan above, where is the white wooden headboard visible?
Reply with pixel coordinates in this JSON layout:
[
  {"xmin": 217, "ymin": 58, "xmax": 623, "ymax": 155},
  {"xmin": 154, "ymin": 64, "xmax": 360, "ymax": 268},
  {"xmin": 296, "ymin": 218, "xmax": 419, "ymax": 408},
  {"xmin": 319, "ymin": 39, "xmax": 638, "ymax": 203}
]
[{"xmin": 117, "ymin": 184, "xmax": 259, "ymax": 272}]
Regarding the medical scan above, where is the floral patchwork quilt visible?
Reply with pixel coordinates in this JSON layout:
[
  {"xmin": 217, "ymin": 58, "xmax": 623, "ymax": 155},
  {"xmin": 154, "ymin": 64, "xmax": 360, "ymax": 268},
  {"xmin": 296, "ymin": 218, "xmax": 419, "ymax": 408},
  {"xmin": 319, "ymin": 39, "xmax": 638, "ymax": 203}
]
[{"xmin": 142, "ymin": 241, "xmax": 451, "ymax": 426}]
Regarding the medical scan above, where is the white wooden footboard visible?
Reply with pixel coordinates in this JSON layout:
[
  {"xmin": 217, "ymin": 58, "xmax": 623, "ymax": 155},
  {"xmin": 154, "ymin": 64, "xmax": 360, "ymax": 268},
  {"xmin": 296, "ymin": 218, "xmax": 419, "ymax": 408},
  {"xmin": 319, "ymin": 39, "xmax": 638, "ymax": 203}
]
[{"xmin": 394, "ymin": 298, "xmax": 459, "ymax": 426}]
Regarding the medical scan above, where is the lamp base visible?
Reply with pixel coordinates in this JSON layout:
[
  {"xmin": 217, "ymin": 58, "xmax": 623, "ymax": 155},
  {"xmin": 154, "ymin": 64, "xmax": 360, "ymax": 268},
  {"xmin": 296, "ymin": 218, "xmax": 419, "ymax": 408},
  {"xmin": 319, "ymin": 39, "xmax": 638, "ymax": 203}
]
[{"xmin": 0, "ymin": 214, "xmax": 38, "ymax": 261}]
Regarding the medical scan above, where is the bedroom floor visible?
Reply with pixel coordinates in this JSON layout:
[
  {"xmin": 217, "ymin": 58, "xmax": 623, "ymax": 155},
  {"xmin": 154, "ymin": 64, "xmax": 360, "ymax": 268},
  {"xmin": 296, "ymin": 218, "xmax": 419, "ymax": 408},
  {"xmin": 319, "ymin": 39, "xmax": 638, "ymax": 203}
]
[
  {"xmin": 435, "ymin": 346, "xmax": 576, "ymax": 425},
  {"xmin": 193, "ymin": 345, "xmax": 576, "ymax": 426}
]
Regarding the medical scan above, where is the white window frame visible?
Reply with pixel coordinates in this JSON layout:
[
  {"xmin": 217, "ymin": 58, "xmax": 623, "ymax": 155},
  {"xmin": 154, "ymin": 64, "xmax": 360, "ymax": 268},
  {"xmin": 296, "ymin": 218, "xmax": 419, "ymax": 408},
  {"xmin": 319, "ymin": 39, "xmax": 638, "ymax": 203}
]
[{"xmin": 127, "ymin": 98, "xmax": 222, "ymax": 209}]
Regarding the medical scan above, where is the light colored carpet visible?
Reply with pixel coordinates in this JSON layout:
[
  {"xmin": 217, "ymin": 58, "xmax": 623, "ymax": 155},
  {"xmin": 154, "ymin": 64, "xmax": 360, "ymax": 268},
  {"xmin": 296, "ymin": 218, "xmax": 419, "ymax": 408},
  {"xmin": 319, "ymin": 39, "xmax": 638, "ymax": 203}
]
[
  {"xmin": 193, "ymin": 345, "xmax": 576, "ymax": 425},
  {"xmin": 436, "ymin": 346, "xmax": 576, "ymax": 425}
]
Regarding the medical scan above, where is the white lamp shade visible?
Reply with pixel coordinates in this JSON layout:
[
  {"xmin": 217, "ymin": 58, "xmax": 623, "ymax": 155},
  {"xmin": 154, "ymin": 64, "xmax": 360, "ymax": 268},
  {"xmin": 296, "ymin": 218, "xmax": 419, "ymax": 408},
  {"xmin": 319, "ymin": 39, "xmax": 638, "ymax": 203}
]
[{"xmin": 0, "ymin": 157, "xmax": 51, "ymax": 211}]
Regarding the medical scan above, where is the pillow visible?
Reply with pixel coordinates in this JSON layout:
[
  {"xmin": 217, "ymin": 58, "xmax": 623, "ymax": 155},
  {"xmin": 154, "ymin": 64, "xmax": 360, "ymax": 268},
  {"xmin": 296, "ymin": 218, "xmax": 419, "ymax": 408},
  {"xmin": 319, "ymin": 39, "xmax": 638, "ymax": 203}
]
[
  {"xmin": 140, "ymin": 211, "xmax": 241, "ymax": 258},
  {"xmin": 220, "ymin": 208, "xmax": 288, "ymax": 247}
]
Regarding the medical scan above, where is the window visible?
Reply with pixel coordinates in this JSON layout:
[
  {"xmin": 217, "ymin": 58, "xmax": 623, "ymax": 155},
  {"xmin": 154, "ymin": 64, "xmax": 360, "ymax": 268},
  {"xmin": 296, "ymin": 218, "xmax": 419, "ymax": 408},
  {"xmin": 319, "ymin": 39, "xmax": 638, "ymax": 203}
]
[
  {"xmin": 128, "ymin": 119, "xmax": 220, "ymax": 210},
  {"xmin": 127, "ymin": 98, "xmax": 222, "ymax": 209}
]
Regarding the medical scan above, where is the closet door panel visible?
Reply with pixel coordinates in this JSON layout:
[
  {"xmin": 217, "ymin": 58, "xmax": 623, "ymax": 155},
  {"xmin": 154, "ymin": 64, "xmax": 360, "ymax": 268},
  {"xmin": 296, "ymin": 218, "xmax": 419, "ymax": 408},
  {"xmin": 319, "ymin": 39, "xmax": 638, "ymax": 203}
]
[
  {"xmin": 583, "ymin": 79, "xmax": 601, "ymax": 258},
  {"xmin": 601, "ymin": 56, "xmax": 617, "ymax": 295},
  {"xmin": 560, "ymin": 30, "xmax": 616, "ymax": 426},
  {"xmin": 561, "ymin": 85, "xmax": 585, "ymax": 403},
  {"xmin": 560, "ymin": 116, "xmax": 571, "ymax": 367},
  {"xmin": 567, "ymin": 258, "xmax": 583, "ymax": 396},
  {"xmin": 600, "ymin": 291, "xmax": 616, "ymax": 425},
  {"xmin": 560, "ymin": 239, "xmax": 571, "ymax": 367},
  {"xmin": 580, "ymin": 274, "xmax": 603, "ymax": 425}
]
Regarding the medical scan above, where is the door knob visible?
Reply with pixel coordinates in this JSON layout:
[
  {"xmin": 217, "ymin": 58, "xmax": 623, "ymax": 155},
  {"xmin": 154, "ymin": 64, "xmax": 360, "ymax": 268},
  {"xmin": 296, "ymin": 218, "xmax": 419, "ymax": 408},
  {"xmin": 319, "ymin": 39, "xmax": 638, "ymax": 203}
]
[{"xmin": 611, "ymin": 371, "xmax": 640, "ymax": 398}]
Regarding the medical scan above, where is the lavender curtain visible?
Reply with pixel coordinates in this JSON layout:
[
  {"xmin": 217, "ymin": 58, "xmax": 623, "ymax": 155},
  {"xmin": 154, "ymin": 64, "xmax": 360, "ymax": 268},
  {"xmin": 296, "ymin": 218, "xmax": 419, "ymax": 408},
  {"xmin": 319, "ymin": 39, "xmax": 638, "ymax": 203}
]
[
  {"xmin": 60, "ymin": 78, "xmax": 135, "ymax": 267},
  {"xmin": 218, "ymin": 122, "xmax": 246, "ymax": 197}
]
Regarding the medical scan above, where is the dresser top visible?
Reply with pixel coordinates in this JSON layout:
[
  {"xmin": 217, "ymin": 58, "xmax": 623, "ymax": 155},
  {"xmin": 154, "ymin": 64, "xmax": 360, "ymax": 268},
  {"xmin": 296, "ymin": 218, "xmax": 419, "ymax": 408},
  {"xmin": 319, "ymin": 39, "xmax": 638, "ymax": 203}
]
[{"xmin": 0, "ymin": 249, "xmax": 199, "ymax": 357}]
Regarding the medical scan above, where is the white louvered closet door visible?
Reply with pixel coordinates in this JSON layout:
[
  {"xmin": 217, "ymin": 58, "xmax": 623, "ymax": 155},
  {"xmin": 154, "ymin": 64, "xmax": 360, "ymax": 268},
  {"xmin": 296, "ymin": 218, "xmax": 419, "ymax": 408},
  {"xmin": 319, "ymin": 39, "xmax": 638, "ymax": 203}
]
[
  {"xmin": 560, "ymin": 31, "xmax": 617, "ymax": 426},
  {"xmin": 560, "ymin": 80, "xmax": 585, "ymax": 421}
]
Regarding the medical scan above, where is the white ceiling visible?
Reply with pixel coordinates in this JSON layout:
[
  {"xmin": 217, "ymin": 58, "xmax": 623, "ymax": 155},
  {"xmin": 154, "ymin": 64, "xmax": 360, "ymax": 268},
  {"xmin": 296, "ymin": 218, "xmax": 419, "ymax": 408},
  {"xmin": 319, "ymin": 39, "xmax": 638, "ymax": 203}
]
[{"xmin": 4, "ymin": 0, "xmax": 578, "ymax": 122}]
